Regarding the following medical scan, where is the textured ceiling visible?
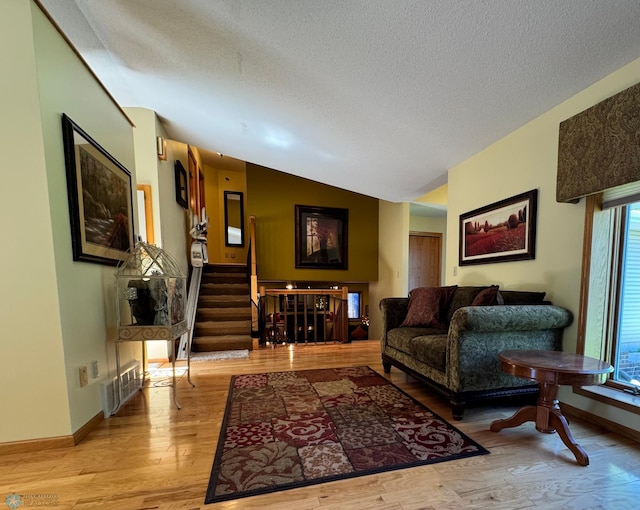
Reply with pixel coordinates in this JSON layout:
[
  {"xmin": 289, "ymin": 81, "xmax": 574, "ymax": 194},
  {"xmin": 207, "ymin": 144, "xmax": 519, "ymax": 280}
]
[{"xmin": 40, "ymin": 1, "xmax": 640, "ymax": 202}]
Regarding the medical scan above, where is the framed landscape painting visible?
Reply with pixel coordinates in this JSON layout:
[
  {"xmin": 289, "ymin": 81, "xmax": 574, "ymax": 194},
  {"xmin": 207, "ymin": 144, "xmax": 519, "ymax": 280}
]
[
  {"xmin": 295, "ymin": 205, "xmax": 348, "ymax": 269},
  {"xmin": 61, "ymin": 114, "xmax": 135, "ymax": 266},
  {"xmin": 459, "ymin": 189, "xmax": 538, "ymax": 266}
]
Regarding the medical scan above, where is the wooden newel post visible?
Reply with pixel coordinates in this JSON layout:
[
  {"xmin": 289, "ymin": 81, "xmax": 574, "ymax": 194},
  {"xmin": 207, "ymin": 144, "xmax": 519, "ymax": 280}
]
[{"xmin": 341, "ymin": 286, "xmax": 349, "ymax": 342}]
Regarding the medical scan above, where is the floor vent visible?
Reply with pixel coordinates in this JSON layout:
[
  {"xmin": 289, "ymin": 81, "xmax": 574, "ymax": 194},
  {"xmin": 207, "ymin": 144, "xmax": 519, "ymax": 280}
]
[{"xmin": 100, "ymin": 360, "xmax": 142, "ymax": 418}]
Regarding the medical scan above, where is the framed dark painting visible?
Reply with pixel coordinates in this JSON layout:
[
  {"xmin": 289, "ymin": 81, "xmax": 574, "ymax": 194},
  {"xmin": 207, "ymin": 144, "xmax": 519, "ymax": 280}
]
[
  {"xmin": 295, "ymin": 205, "xmax": 348, "ymax": 269},
  {"xmin": 459, "ymin": 189, "xmax": 538, "ymax": 266},
  {"xmin": 174, "ymin": 160, "xmax": 188, "ymax": 209},
  {"xmin": 61, "ymin": 114, "xmax": 135, "ymax": 266}
]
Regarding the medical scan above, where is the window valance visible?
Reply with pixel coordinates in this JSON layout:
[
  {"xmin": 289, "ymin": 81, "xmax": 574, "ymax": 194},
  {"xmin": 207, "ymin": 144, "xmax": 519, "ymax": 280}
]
[{"xmin": 556, "ymin": 81, "xmax": 640, "ymax": 203}]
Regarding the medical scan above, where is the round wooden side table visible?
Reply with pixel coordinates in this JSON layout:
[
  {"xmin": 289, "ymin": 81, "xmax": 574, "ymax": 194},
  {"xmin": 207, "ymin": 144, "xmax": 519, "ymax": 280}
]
[{"xmin": 489, "ymin": 349, "xmax": 613, "ymax": 466}]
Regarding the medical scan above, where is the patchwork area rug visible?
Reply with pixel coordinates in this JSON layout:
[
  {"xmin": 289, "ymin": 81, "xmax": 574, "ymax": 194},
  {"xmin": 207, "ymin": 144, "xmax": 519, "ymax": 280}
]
[{"xmin": 205, "ymin": 366, "xmax": 489, "ymax": 503}]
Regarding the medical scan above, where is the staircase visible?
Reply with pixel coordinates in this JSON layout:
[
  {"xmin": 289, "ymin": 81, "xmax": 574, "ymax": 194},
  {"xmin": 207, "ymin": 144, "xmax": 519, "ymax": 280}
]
[{"xmin": 192, "ymin": 264, "xmax": 253, "ymax": 352}]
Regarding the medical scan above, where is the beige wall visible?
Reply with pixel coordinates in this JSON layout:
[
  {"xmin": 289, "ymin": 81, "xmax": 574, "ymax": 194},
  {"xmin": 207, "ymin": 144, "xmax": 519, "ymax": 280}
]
[
  {"xmin": 0, "ymin": 0, "xmax": 71, "ymax": 442},
  {"xmin": 369, "ymin": 201, "xmax": 410, "ymax": 340},
  {"xmin": 161, "ymin": 141, "xmax": 191, "ymax": 273},
  {"xmin": 446, "ymin": 57, "xmax": 640, "ymax": 433},
  {"xmin": 125, "ymin": 108, "xmax": 191, "ymax": 361},
  {"xmin": 0, "ymin": 1, "xmax": 142, "ymax": 441},
  {"xmin": 33, "ymin": 3, "xmax": 141, "ymax": 434},
  {"xmin": 127, "ymin": 108, "xmax": 163, "ymax": 246}
]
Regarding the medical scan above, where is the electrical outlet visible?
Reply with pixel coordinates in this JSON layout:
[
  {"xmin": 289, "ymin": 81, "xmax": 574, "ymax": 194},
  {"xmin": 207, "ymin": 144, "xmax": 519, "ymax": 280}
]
[
  {"xmin": 79, "ymin": 366, "xmax": 88, "ymax": 387},
  {"xmin": 453, "ymin": 266, "xmax": 458, "ymax": 276},
  {"xmin": 91, "ymin": 360, "xmax": 99, "ymax": 378}
]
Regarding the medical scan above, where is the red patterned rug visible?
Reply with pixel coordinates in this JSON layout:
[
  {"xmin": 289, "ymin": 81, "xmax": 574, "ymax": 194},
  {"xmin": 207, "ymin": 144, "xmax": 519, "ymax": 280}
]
[{"xmin": 205, "ymin": 366, "xmax": 489, "ymax": 504}]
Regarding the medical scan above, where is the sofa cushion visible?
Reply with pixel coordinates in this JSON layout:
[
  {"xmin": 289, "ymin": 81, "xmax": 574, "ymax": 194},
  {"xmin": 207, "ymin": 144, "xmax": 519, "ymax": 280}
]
[
  {"xmin": 401, "ymin": 286, "xmax": 457, "ymax": 328},
  {"xmin": 446, "ymin": 286, "xmax": 488, "ymax": 323},
  {"xmin": 471, "ymin": 285, "xmax": 499, "ymax": 306},
  {"xmin": 408, "ymin": 334, "xmax": 448, "ymax": 372},
  {"xmin": 386, "ymin": 328, "xmax": 448, "ymax": 372},
  {"xmin": 498, "ymin": 290, "xmax": 546, "ymax": 305}
]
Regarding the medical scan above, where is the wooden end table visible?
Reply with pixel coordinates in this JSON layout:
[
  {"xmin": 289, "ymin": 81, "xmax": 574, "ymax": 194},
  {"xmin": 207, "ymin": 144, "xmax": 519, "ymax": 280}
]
[{"xmin": 489, "ymin": 350, "xmax": 613, "ymax": 466}]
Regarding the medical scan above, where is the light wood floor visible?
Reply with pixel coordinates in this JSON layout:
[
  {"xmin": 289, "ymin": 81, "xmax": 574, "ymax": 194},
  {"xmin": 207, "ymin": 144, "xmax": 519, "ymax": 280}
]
[{"xmin": 1, "ymin": 340, "xmax": 639, "ymax": 509}]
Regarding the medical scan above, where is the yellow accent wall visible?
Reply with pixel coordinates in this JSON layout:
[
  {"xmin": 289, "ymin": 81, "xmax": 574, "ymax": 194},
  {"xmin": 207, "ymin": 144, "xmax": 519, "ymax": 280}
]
[
  {"xmin": 246, "ymin": 164, "xmax": 379, "ymax": 283},
  {"xmin": 415, "ymin": 184, "xmax": 448, "ymax": 206},
  {"xmin": 203, "ymin": 162, "xmax": 248, "ymax": 264},
  {"xmin": 446, "ymin": 57, "xmax": 640, "ymax": 433}
]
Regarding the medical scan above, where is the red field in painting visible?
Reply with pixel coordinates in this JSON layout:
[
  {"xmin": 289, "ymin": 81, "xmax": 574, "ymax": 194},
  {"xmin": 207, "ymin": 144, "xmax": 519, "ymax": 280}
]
[{"xmin": 465, "ymin": 224, "xmax": 526, "ymax": 257}]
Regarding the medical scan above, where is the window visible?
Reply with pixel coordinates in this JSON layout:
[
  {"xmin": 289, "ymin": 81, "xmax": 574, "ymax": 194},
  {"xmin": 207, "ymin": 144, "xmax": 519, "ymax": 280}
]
[
  {"xmin": 612, "ymin": 201, "xmax": 640, "ymax": 389},
  {"xmin": 580, "ymin": 187, "xmax": 640, "ymax": 405},
  {"xmin": 347, "ymin": 292, "xmax": 361, "ymax": 319}
]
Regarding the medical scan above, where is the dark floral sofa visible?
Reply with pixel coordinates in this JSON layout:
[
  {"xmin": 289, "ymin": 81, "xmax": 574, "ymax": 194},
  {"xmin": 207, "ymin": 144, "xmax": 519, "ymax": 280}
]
[{"xmin": 380, "ymin": 286, "xmax": 573, "ymax": 419}]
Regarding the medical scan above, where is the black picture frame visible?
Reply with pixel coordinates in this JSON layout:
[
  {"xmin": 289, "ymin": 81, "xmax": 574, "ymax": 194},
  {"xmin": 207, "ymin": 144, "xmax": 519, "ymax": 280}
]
[
  {"xmin": 174, "ymin": 160, "xmax": 189, "ymax": 209},
  {"xmin": 459, "ymin": 189, "xmax": 538, "ymax": 266},
  {"xmin": 61, "ymin": 114, "xmax": 135, "ymax": 266},
  {"xmin": 295, "ymin": 205, "xmax": 348, "ymax": 269}
]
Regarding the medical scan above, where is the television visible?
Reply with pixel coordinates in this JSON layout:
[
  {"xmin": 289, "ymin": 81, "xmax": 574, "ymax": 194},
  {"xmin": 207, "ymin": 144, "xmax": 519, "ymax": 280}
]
[{"xmin": 347, "ymin": 291, "xmax": 361, "ymax": 319}]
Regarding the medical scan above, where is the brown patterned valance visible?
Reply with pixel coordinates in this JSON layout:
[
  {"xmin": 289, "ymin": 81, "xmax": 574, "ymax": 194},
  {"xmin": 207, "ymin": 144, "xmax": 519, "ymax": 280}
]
[{"xmin": 556, "ymin": 81, "xmax": 640, "ymax": 203}]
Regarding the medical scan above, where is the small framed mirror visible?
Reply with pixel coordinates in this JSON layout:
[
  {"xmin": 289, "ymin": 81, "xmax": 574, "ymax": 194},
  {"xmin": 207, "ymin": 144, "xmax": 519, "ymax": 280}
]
[{"xmin": 224, "ymin": 191, "xmax": 245, "ymax": 247}]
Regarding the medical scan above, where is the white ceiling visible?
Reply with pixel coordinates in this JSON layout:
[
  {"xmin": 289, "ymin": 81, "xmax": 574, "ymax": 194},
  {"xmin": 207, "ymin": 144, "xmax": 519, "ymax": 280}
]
[{"xmin": 40, "ymin": 1, "xmax": 640, "ymax": 203}]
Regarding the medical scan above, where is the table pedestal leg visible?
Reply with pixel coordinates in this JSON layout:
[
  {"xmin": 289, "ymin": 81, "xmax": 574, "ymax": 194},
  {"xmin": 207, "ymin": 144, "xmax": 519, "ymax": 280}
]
[
  {"xmin": 489, "ymin": 405, "xmax": 537, "ymax": 432},
  {"xmin": 490, "ymin": 382, "xmax": 589, "ymax": 466},
  {"xmin": 548, "ymin": 408, "xmax": 589, "ymax": 466}
]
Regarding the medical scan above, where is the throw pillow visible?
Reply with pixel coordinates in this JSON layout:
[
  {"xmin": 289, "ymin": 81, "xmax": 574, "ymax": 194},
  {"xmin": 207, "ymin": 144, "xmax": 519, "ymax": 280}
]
[
  {"xmin": 401, "ymin": 286, "xmax": 457, "ymax": 329},
  {"xmin": 471, "ymin": 285, "xmax": 499, "ymax": 306},
  {"xmin": 446, "ymin": 286, "xmax": 488, "ymax": 323},
  {"xmin": 498, "ymin": 290, "xmax": 546, "ymax": 305}
]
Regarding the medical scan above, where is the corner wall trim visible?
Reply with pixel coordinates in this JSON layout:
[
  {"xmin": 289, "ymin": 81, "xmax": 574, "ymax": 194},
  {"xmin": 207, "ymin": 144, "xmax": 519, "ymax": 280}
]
[
  {"xmin": 0, "ymin": 411, "xmax": 104, "ymax": 456},
  {"xmin": 73, "ymin": 411, "xmax": 104, "ymax": 445},
  {"xmin": 561, "ymin": 402, "xmax": 640, "ymax": 444},
  {"xmin": 0, "ymin": 435, "xmax": 74, "ymax": 456}
]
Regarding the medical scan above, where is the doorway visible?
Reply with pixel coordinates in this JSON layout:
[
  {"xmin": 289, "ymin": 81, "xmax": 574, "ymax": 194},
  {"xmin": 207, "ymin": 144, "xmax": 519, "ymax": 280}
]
[{"xmin": 408, "ymin": 231, "xmax": 442, "ymax": 290}]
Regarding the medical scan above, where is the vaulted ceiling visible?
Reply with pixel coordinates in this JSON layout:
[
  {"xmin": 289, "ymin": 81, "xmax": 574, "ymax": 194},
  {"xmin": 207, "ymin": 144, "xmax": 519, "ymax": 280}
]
[{"xmin": 40, "ymin": 1, "xmax": 640, "ymax": 202}]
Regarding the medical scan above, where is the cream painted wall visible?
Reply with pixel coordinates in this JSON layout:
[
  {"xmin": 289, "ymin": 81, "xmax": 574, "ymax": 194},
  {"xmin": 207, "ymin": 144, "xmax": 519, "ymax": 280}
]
[
  {"xmin": 159, "ymin": 139, "xmax": 190, "ymax": 275},
  {"xmin": 369, "ymin": 201, "xmax": 410, "ymax": 340},
  {"xmin": 32, "ymin": 2, "xmax": 141, "ymax": 434},
  {"xmin": 446, "ymin": 57, "xmax": 640, "ymax": 433},
  {"xmin": 126, "ymin": 108, "xmax": 163, "ymax": 246},
  {"xmin": 0, "ymin": 0, "xmax": 71, "ymax": 442}
]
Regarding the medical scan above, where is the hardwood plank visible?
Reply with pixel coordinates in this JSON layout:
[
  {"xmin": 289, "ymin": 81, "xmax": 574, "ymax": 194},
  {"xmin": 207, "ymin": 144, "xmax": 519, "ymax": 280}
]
[{"xmin": 1, "ymin": 340, "xmax": 639, "ymax": 510}]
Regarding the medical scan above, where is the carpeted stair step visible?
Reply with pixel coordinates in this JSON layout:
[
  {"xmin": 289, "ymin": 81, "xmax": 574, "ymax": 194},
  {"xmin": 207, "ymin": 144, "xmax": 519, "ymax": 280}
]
[
  {"xmin": 203, "ymin": 264, "xmax": 247, "ymax": 274},
  {"xmin": 195, "ymin": 320, "xmax": 251, "ymax": 337},
  {"xmin": 201, "ymin": 272, "xmax": 247, "ymax": 285},
  {"xmin": 200, "ymin": 283, "xmax": 249, "ymax": 296},
  {"xmin": 193, "ymin": 264, "xmax": 253, "ymax": 353},
  {"xmin": 192, "ymin": 335, "xmax": 253, "ymax": 352},
  {"xmin": 198, "ymin": 295, "xmax": 250, "ymax": 307},
  {"xmin": 197, "ymin": 307, "xmax": 251, "ymax": 322}
]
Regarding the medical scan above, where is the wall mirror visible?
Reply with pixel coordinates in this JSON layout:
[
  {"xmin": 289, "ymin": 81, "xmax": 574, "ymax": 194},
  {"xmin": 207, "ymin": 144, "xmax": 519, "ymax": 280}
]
[{"xmin": 224, "ymin": 191, "xmax": 245, "ymax": 247}]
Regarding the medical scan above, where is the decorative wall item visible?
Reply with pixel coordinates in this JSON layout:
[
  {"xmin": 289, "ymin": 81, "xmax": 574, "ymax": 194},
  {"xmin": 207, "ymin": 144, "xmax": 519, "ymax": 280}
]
[
  {"xmin": 174, "ymin": 160, "xmax": 188, "ymax": 209},
  {"xmin": 459, "ymin": 189, "xmax": 538, "ymax": 265},
  {"xmin": 295, "ymin": 205, "xmax": 348, "ymax": 269},
  {"xmin": 61, "ymin": 114, "xmax": 134, "ymax": 266}
]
